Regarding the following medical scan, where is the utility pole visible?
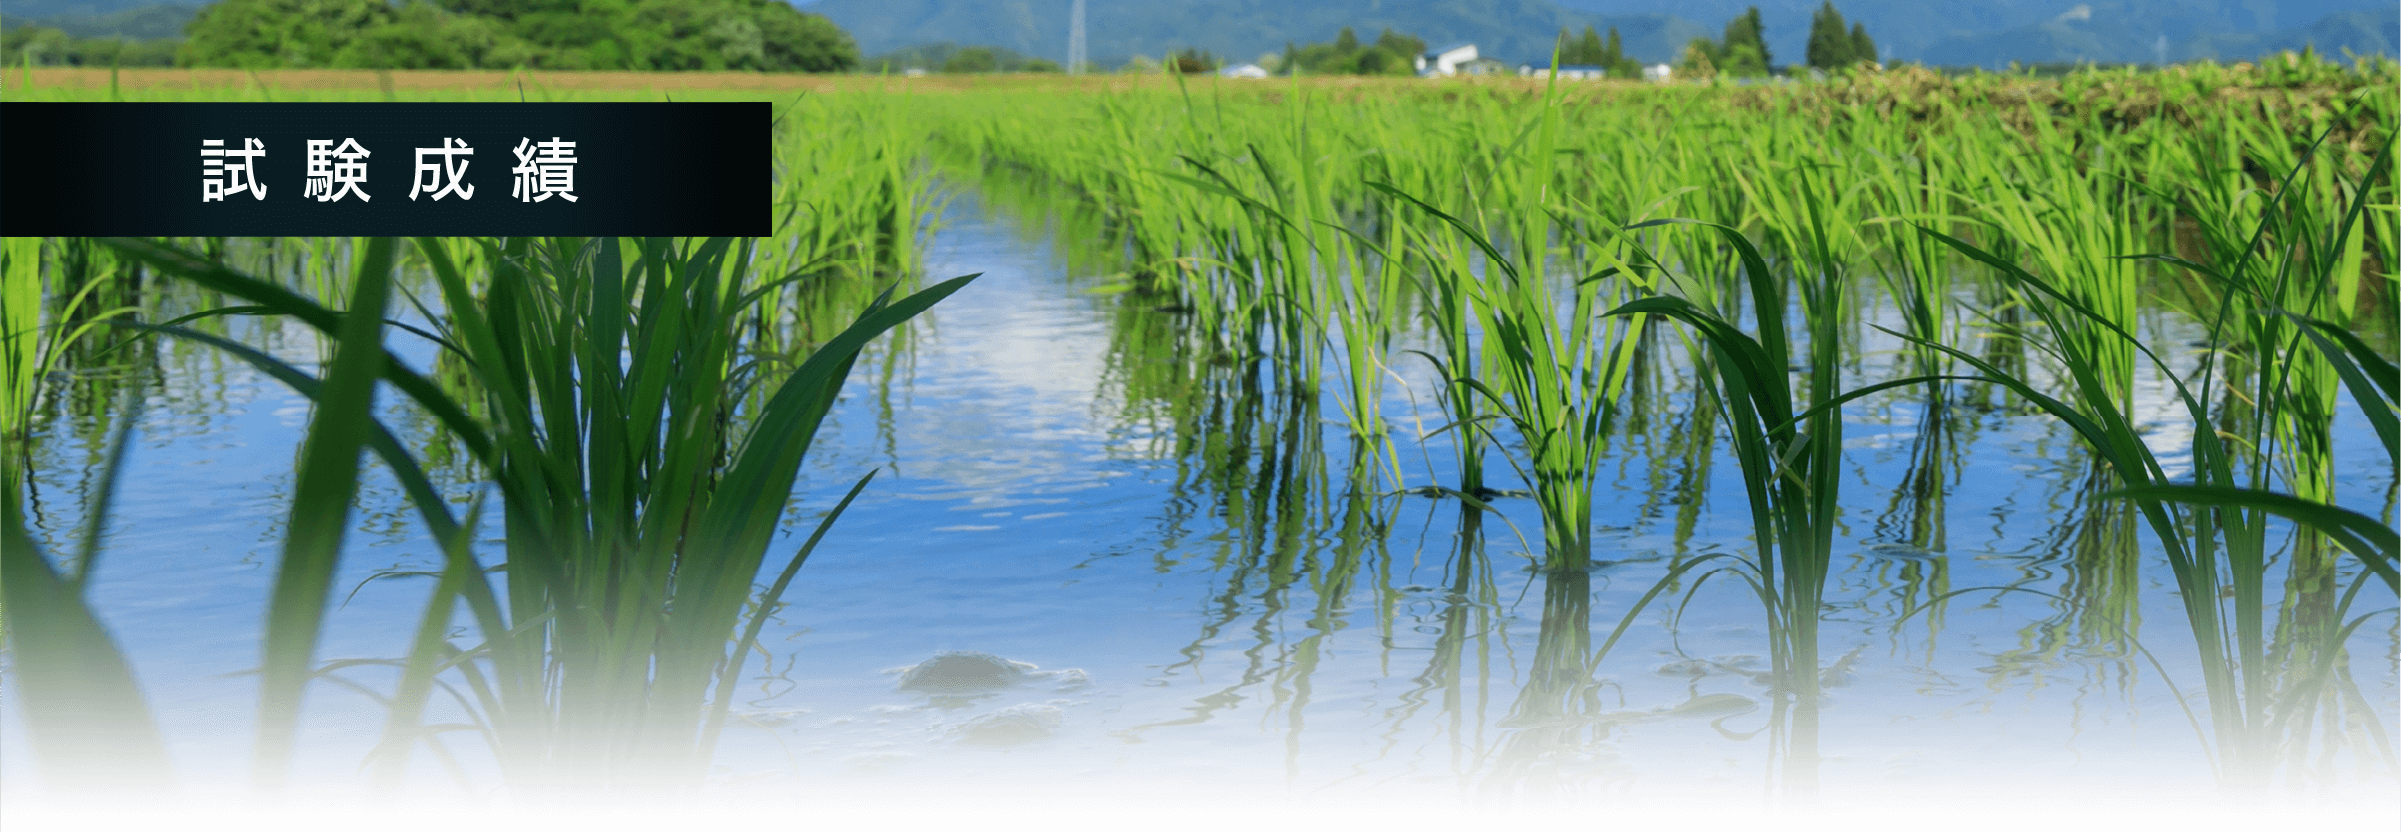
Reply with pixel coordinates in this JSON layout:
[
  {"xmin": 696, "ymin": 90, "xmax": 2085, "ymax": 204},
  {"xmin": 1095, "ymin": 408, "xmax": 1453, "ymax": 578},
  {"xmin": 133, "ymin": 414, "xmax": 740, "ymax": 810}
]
[{"xmin": 1068, "ymin": 0, "xmax": 1088, "ymax": 75}]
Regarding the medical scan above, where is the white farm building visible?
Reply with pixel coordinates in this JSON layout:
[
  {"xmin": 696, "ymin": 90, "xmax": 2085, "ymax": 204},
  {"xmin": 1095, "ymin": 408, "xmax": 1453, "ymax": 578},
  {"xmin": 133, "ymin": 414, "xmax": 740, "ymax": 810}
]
[{"xmin": 1416, "ymin": 43, "xmax": 1479, "ymax": 77}]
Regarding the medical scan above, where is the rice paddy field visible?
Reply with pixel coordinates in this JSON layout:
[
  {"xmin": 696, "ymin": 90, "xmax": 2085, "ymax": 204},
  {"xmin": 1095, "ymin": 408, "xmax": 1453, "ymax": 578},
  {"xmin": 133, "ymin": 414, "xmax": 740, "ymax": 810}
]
[{"xmin": 2, "ymin": 62, "xmax": 2397, "ymax": 830}]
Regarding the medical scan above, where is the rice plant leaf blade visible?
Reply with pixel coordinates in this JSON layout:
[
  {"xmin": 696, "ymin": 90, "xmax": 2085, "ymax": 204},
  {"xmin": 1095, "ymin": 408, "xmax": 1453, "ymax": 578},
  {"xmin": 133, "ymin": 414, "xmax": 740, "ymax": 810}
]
[
  {"xmin": 706, "ymin": 274, "xmax": 977, "ymax": 548},
  {"xmin": 1364, "ymin": 181, "xmax": 1519, "ymax": 284},
  {"xmin": 253, "ymin": 237, "xmax": 396, "ymax": 790},
  {"xmin": 700, "ymin": 469, "xmax": 879, "ymax": 756},
  {"xmin": 2109, "ymin": 485, "xmax": 2398, "ymax": 594}
]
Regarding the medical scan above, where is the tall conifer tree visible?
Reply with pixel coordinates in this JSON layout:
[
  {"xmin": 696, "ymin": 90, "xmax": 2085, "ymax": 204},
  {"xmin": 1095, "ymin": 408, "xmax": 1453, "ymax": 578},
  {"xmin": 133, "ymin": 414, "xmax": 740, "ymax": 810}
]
[
  {"xmin": 1720, "ymin": 6, "xmax": 1771, "ymax": 76},
  {"xmin": 1807, "ymin": 2, "xmax": 1854, "ymax": 69}
]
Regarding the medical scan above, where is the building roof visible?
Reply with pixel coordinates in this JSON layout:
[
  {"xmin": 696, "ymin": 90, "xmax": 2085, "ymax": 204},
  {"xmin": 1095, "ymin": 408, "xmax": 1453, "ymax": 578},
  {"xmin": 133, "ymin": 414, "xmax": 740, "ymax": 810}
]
[{"xmin": 1426, "ymin": 43, "xmax": 1476, "ymax": 58}]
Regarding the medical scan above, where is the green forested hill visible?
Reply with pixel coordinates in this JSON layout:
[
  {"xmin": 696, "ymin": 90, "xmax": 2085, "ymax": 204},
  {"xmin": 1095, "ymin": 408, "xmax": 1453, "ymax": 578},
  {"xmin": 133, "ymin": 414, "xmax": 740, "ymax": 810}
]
[{"xmin": 4, "ymin": 0, "xmax": 859, "ymax": 70}]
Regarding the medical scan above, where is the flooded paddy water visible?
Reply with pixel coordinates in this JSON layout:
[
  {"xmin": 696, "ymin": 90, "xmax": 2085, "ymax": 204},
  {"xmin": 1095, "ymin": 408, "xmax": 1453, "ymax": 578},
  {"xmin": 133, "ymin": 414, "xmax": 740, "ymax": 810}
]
[{"xmin": 4, "ymin": 188, "xmax": 2397, "ymax": 831}]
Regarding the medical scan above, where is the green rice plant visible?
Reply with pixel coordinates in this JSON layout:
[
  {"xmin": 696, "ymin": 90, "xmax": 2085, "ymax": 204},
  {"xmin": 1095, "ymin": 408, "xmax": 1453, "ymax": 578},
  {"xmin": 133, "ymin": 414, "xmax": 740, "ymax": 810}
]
[
  {"xmin": 2153, "ymin": 124, "xmax": 2394, "ymax": 783},
  {"xmin": 60, "ymin": 237, "xmax": 518, "ymax": 795},
  {"xmin": 98, "ymin": 235, "xmax": 972, "ymax": 795},
  {"xmin": 759, "ymin": 95, "xmax": 936, "ymax": 291},
  {"xmin": 32, "ymin": 237, "xmax": 483, "ymax": 793},
  {"xmin": 1937, "ymin": 109, "xmax": 2175, "ymax": 655},
  {"xmin": 3, "ymin": 237, "xmax": 46, "ymax": 457},
  {"xmin": 1374, "ymin": 178, "xmax": 1643, "ymax": 574},
  {"xmin": 1891, "ymin": 225, "xmax": 2266, "ymax": 777},
  {"xmin": 1164, "ymin": 148, "xmax": 1331, "ymax": 398},
  {"xmin": 1366, "ymin": 75, "xmax": 1647, "ymax": 572},
  {"xmin": 383, "ymin": 237, "xmax": 972, "ymax": 793},
  {"xmin": 1, "ymin": 237, "xmax": 160, "ymax": 715},
  {"xmin": 2, "ymin": 240, "xmax": 145, "ymax": 459},
  {"xmin": 2158, "ymin": 119, "xmax": 2381, "ymax": 758},
  {"xmin": 1316, "ymin": 171, "xmax": 1416, "ymax": 472},
  {"xmin": 2162, "ymin": 108, "xmax": 2382, "ymax": 511},
  {"xmin": 1400, "ymin": 214, "xmax": 1496, "ymax": 499},
  {"xmin": 1861, "ymin": 125, "xmax": 1967, "ymax": 379},
  {"xmin": 1897, "ymin": 121, "xmax": 2397, "ymax": 783},
  {"xmin": 2112, "ymin": 314, "xmax": 2401, "ymax": 782},
  {"xmin": 1596, "ymin": 220, "xmax": 1927, "ymax": 794},
  {"xmin": 1954, "ymin": 108, "xmax": 2158, "ymax": 408},
  {"xmin": 2132, "ymin": 312, "xmax": 2391, "ymax": 600},
  {"xmin": 1323, "ymin": 222, "xmax": 1409, "ymax": 456}
]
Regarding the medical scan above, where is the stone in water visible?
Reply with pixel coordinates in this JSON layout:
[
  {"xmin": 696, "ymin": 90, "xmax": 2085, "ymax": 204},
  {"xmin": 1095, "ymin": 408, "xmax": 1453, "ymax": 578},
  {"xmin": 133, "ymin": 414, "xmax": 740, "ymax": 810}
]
[
  {"xmin": 897, "ymin": 650, "xmax": 1035, "ymax": 694},
  {"xmin": 952, "ymin": 704, "xmax": 1064, "ymax": 745}
]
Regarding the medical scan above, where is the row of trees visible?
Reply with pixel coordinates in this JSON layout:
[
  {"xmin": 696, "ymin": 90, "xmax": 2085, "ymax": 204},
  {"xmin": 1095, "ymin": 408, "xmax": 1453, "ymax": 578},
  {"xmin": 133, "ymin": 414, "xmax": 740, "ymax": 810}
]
[
  {"xmin": 1804, "ymin": 1, "xmax": 1879, "ymax": 70},
  {"xmin": 1282, "ymin": 27, "xmax": 1426, "ymax": 76},
  {"xmin": 1679, "ymin": 3, "xmax": 1879, "ymax": 79},
  {"xmin": 1679, "ymin": 6, "xmax": 1775, "ymax": 78},
  {"xmin": 861, "ymin": 43, "xmax": 1061, "ymax": 74},
  {"xmin": 3, "ymin": 26, "xmax": 179, "ymax": 67},
  {"xmin": 1554, "ymin": 25, "xmax": 1642, "ymax": 78},
  {"xmin": 49, "ymin": 0, "xmax": 865, "ymax": 71}
]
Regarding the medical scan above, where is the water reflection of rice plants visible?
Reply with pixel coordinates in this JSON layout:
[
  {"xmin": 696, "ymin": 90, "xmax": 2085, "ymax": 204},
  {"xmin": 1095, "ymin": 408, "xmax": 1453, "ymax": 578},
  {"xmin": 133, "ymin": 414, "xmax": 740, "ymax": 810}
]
[
  {"xmin": 1132, "ymin": 386, "xmax": 1331, "ymax": 731},
  {"xmin": 1380, "ymin": 507, "xmax": 1504, "ymax": 779}
]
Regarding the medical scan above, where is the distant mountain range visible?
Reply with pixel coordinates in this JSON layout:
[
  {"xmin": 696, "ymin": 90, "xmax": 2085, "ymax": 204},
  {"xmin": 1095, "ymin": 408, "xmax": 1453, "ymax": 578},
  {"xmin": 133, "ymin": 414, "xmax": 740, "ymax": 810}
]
[
  {"xmin": 1920, "ymin": 4, "xmax": 2396, "ymax": 67},
  {"xmin": 7, "ymin": 0, "xmax": 2394, "ymax": 70},
  {"xmin": 2, "ymin": 2, "xmax": 195, "ymax": 39},
  {"xmin": 1550, "ymin": 1, "xmax": 2393, "ymax": 65},
  {"xmin": 803, "ymin": 0, "xmax": 2398, "ymax": 68},
  {"xmin": 802, "ymin": 0, "xmax": 1708, "ymax": 67}
]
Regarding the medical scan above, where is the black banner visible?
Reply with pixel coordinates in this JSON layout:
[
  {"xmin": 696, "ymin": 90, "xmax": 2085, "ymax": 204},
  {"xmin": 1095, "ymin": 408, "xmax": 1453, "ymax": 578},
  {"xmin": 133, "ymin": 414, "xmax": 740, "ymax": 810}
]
[{"xmin": 0, "ymin": 103, "xmax": 768, "ymax": 236}]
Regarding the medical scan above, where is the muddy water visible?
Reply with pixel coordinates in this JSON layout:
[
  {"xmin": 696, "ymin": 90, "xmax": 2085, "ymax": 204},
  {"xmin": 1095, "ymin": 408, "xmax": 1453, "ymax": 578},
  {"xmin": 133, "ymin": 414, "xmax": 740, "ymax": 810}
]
[{"xmin": 4, "ymin": 196, "xmax": 2396, "ymax": 826}]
